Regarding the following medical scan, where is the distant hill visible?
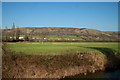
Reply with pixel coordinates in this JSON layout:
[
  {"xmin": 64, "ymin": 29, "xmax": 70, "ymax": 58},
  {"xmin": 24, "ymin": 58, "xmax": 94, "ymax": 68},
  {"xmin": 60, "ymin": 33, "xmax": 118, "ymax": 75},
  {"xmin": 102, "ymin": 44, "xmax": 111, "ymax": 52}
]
[{"xmin": 2, "ymin": 27, "xmax": 119, "ymax": 42}]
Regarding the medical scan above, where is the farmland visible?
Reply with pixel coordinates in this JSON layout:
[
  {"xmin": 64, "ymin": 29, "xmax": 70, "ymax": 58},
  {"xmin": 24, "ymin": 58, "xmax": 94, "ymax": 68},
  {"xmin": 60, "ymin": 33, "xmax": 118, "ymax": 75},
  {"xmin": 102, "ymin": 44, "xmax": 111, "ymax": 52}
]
[
  {"xmin": 2, "ymin": 42, "xmax": 120, "ymax": 78},
  {"xmin": 2, "ymin": 2, "xmax": 120, "ymax": 79},
  {"xmin": 7, "ymin": 42, "xmax": 120, "ymax": 55}
]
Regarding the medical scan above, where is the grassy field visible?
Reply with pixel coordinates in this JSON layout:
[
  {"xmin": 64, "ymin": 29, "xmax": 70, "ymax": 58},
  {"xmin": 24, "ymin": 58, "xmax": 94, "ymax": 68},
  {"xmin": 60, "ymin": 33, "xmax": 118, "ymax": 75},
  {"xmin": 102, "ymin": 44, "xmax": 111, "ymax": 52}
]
[
  {"xmin": 3, "ymin": 42, "xmax": 120, "ymax": 78},
  {"xmin": 6, "ymin": 42, "xmax": 120, "ymax": 55}
]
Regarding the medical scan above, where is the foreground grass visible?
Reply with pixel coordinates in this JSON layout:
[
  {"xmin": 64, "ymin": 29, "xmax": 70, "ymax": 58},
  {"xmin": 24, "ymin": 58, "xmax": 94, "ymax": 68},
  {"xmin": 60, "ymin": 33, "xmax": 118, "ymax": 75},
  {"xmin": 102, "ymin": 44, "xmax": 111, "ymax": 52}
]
[
  {"xmin": 6, "ymin": 42, "xmax": 120, "ymax": 55},
  {"xmin": 3, "ymin": 42, "xmax": 120, "ymax": 78}
]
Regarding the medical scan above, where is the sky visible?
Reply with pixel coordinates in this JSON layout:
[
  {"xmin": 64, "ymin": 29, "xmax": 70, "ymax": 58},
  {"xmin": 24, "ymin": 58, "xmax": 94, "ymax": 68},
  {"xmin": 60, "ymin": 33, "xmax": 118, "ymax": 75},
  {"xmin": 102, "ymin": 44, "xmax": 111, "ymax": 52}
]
[
  {"xmin": 2, "ymin": 2, "xmax": 119, "ymax": 31},
  {"xmin": 0, "ymin": 1, "xmax": 2, "ymax": 28},
  {"xmin": 2, "ymin": 0, "xmax": 120, "ymax": 2}
]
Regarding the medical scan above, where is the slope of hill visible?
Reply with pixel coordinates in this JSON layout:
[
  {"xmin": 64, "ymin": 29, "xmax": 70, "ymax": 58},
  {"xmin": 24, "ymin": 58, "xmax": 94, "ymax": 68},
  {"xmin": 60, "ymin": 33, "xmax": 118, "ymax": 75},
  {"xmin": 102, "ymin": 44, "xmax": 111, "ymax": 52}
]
[{"xmin": 2, "ymin": 27, "xmax": 119, "ymax": 42}]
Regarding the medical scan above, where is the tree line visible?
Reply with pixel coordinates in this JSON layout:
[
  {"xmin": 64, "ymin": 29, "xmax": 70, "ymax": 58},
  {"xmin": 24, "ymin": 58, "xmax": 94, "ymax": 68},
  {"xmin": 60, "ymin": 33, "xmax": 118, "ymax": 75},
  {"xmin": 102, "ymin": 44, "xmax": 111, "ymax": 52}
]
[
  {"xmin": 2, "ymin": 23, "xmax": 47, "ymax": 43},
  {"xmin": 2, "ymin": 23, "xmax": 29, "ymax": 42}
]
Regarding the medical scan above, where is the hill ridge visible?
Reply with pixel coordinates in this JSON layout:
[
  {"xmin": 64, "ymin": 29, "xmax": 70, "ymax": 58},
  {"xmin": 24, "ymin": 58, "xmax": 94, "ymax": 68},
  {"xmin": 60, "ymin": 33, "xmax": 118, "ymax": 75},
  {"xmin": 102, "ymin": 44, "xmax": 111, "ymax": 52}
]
[{"xmin": 2, "ymin": 27, "xmax": 119, "ymax": 42}]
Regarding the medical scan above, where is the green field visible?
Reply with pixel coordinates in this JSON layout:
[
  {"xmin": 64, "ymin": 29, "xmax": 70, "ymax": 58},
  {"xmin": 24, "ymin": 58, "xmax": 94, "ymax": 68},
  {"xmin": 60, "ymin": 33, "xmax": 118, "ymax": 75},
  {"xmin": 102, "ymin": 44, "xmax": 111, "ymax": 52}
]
[
  {"xmin": 3, "ymin": 42, "xmax": 120, "ymax": 78},
  {"xmin": 6, "ymin": 42, "xmax": 120, "ymax": 55}
]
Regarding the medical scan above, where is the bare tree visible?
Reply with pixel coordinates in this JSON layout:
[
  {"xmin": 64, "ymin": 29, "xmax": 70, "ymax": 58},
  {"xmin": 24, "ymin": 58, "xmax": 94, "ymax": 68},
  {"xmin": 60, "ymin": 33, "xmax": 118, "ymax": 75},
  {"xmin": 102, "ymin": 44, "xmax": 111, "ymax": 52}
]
[
  {"xmin": 15, "ymin": 26, "xmax": 20, "ymax": 41},
  {"xmin": 40, "ymin": 32, "xmax": 48, "ymax": 44},
  {"xmin": 0, "ymin": 26, "xmax": 2, "ymax": 43},
  {"xmin": 24, "ymin": 29, "xmax": 29, "ymax": 41},
  {"xmin": 11, "ymin": 23, "xmax": 16, "ymax": 41},
  {"xmin": 24, "ymin": 34, "xmax": 29, "ymax": 41},
  {"xmin": 12, "ymin": 22, "xmax": 15, "ymax": 29},
  {"xmin": 5, "ymin": 26, "xmax": 8, "ymax": 41}
]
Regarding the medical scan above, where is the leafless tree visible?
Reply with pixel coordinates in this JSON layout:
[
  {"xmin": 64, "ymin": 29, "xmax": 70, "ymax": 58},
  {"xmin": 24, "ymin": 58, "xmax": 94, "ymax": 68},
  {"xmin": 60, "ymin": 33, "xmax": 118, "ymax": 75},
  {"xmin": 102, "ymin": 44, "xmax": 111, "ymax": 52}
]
[
  {"xmin": 11, "ymin": 23, "xmax": 16, "ymax": 41},
  {"xmin": 5, "ymin": 26, "xmax": 8, "ymax": 41},
  {"xmin": 40, "ymin": 32, "xmax": 49, "ymax": 44},
  {"xmin": 15, "ymin": 26, "xmax": 20, "ymax": 41}
]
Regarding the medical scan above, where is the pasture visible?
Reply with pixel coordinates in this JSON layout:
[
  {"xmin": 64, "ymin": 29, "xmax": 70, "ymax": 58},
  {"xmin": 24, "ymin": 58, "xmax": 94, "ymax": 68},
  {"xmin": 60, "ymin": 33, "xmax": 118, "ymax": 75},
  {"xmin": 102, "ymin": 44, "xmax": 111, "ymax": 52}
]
[
  {"xmin": 3, "ymin": 42, "xmax": 120, "ymax": 78},
  {"xmin": 6, "ymin": 42, "xmax": 120, "ymax": 55}
]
